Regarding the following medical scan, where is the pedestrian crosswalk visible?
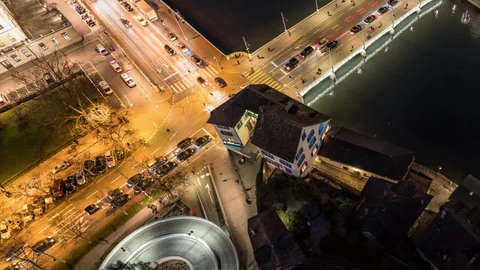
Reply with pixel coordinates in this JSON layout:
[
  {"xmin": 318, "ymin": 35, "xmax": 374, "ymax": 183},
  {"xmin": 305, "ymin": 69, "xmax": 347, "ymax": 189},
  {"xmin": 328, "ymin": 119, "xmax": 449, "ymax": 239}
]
[
  {"xmin": 170, "ymin": 78, "xmax": 194, "ymax": 94},
  {"xmin": 169, "ymin": 66, "xmax": 219, "ymax": 94},
  {"xmin": 199, "ymin": 65, "xmax": 219, "ymax": 78},
  {"xmin": 242, "ymin": 69, "xmax": 283, "ymax": 91},
  {"xmin": 48, "ymin": 204, "xmax": 91, "ymax": 244}
]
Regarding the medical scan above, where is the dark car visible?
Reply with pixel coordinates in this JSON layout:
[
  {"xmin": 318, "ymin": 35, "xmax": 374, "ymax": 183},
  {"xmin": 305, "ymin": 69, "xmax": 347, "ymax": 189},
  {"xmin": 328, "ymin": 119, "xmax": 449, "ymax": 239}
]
[
  {"xmin": 326, "ymin": 40, "xmax": 339, "ymax": 50},
  {"xmin": 284, "ymin": 57, "xmax": 299, "ymax": 71},
  {"xmin": 126, "ymin": 173, "xmax": 144, "ymax": 188},
  {"xmin": 197, "ymin": 76, "xmax": 208, "ymax": 87},
  {"xmin": 377, "ymin": 6, "xmax": 389, "ymax": 14},
  {"xmin": 115, "ymin": 147, "xmax": 125, "ymax": 161},
  {"xmin": 177, "ymin": 148, "xmax": 195, "ymax": 162},
  {"xmin": 64, "ymin": 176, "xmax": 77, "ymax": 194},
  {"xmin": 108, "ymin": 188, "xmax": 123, "ymax": 200},
  {"xmin": 84, "ymin": 203, "xmax": 100, "ymax": 215},
  {"xmin": 122, "ymin": 2, "xmax": 134, "ymax": 11},
  {"xmin": 31, "ymin": 237, "xmax": 56, "ymax": 255},
  {"xmin": 387, "ymin": 0, "xmax": 398, "ymax": 6},
  {"xmin": 194, "ymin": 135, "xmax": 211, "ymax": 148},
  {"xmin": 350, "ymin": 25, "xmax": 363, "ymax": 34},
  {"xmin": 364, "ymin": 15, "xmax": 377, "ymax": 24},
  {"xmin": 177, "ymin": 138, "xmax": 194, "ymax": 149},
  {"xmin": 164, "ymin": 45, "xmax": 176, "ymax": 56},
  {"xmin": 190, "ymin": 55, "xmax": 206, "ymax": 67},
  {"xmin": 111, "ymin": 194, "xmax": 130, "ymax": 208},
  {"xmin": 154, "ymin": 161, "xmax": 177, "ymax": 178},
  {"xmin": 134, "ymin": 178, "xmax": 154, "ymax": 194},
  {"xmin": 51, "ymin": 179, "xmax": 66, "ymax": 199},
  {"xmin": 84, "ymin": 159, "xmax": 95, "ymax": 176},
  {"xmin": 300, "ymin": 46, "xmax": 314, "ymax": 59},
  {"xmin": 214, "ymin": 77, "xmax": 227, "ymax": 88},
  {"xmin": 95, "ymin": 156, "xmax": 107, "ymax": 174}
]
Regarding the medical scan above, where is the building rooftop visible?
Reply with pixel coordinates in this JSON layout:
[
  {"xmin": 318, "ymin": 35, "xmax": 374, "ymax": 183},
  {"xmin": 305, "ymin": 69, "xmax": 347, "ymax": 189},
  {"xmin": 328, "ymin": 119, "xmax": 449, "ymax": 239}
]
[
  {"xmin": 319, "ymin": 127, "xmax": 414, "ymax": 181},
  {"xmin": 4, "ymin": 0, "xmax": 70, "ymax": 40},
  {"xmin": 248, "ymin": 208, "xmax": 306, "ymax": 270}
]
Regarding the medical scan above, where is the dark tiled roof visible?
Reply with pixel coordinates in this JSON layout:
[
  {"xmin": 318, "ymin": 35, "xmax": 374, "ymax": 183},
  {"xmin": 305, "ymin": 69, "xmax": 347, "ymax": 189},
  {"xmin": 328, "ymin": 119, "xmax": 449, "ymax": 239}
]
[
  {"xmin": 248, "ymin": 208, "xmax": 306, "ymax": 269},
  {"xmin": 417, "ymin": 208, "xmax": 480, "ymax": 270},
  {"xmin": 318, "ymin": 127, "xmax": 414, "ymax": 181},
  {"xmin": 449, "ymin": 185, "xmax": 480, "ymax": 210},
  {"xmin": 463, "ymin": 174, "xmax": 480, "ymax": 197},
  {"xmin": 208, "ymin": 84, "xmax": 330, "ymax": 128}
]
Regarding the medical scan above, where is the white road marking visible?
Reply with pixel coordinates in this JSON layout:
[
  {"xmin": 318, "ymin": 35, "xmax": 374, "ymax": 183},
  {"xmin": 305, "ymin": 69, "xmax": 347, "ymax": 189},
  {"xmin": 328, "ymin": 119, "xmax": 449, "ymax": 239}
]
[
  {"xmin": 39, "ymin": 225, "xmax": 51, "ymax": 234},
  {"xmin": 111, "ymin": 176, "xmax": 122, "ymax": 184},
  {"xmin": 205, "ymin": 184, "xmax": 214, "ymax": 204},
  {"xmin": 86, "ymin": 191, "xmax": 98, "ymax": 199},
  {"xmin": 169, "ymin": 131, "xmax": 178, "ymax": 140},
  {"xmin": 164, "ymin": 71, "xmax": 178, "ymax": 80},
  {"xmin": 332, "ymin": 24, "xmax": 340, "ymax": 30},
  {"xmin": 151, "ymin": 146, "xmax": 162, "ymax": 155},
  {"xmin": 123, "ymin": 95, "xmax": 133, "ymax": 107},
  {"xmin": 270, "ymin": 61, "xmax": 278, "ymax": 67}
]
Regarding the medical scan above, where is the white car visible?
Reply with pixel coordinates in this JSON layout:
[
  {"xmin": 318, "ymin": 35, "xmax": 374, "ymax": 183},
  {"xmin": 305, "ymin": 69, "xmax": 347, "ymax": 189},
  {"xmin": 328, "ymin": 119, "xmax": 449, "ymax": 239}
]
[
  {"xmin": 0, "ymin": 221, "xmax": 11, "ymax": 240},
  {"xmin": 136, "ymin": 16, "xmax": 148, "ymax": 26},
  {"xmin": 75, "ymin": 170, "xmax": 86, "ymax": 186},
  {"xmin": 120, "ymin": 17, "xmax": 132, "ymax": 28},
  {"xmin": 166, "ymin": 32, "xmax": 177, "ymax": 41},
  {"xmin": 105, "ymin": 150, "xmax": 116, "ymax": 168},
  {"xmin": 98, "ymin": 81, "xmax": 113, "ymax": 95},
  {"xmin": 109, "ymin": 59, "xmax": 123, "ymax": 73},
  {"xmin": 0, "ymin": 94, "xmax": 7, "ymax": 106},
  {"xmin": 121, "ymin": 73, "xmax": 136, "ymax": 88},
  {"xmin": 52, "ymin": 160, "xmax": 70, "ymax": 174},
  {"xmin": 177, "ymin": 43, "xmax": 189, "ymax": 53}
]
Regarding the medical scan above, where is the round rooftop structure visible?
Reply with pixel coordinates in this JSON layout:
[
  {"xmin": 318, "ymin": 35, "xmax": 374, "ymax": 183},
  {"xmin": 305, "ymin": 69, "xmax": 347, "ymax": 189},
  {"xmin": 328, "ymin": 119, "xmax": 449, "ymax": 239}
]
[{"xmin": 100, "ymin": 216, "xmax": 239, "ymax": 270}]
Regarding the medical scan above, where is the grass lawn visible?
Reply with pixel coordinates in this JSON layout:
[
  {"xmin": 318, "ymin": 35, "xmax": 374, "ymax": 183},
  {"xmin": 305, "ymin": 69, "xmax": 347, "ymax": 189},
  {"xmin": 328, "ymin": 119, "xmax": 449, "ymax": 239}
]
[{"xmin": 0, "ymin": 75, "xmax": 101, "ymax": 184}]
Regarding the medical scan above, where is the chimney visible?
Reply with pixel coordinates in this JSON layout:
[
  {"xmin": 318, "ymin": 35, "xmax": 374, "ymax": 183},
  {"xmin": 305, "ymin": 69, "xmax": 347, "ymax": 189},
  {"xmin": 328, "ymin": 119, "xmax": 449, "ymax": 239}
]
[
  {"xmin": 285, "ymin": 100, "xmax": 294, "ymax": 112},
  {"xmin": 284, "ymin": 100, "xmax": 299, "ymax": 114},
  {"xmin": 441, "ymin": 209, "xmax": 447, "ymax": 219}
]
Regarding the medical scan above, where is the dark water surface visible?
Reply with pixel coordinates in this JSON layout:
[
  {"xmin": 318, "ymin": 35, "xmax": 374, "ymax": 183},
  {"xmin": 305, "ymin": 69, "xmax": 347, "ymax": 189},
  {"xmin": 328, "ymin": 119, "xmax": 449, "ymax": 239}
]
[{"xmin": 309, "ymin": 0, "xmax": 480, "ymax": 182}]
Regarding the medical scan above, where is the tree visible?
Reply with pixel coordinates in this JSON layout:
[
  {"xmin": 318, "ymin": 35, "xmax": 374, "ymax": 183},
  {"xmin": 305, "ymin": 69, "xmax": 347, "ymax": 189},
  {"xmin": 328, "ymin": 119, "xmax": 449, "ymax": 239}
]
[
  {"xmin": 105, "ymin": 260, "xmax": 153, "ymax": 270},
  {"xmin": 152, "ymin": 171, "xmax": 190, "ymax": 201},
  {"xmin": 12, "ymin": 173, "xmax": 51, "ymax": 200},
  {"xmin": 0, "ymin": 236, "xmax": 44, "ymax": 269},
  {"xmin": 49, "ymin": 213, "xmax": 106, "ymax": 245}
]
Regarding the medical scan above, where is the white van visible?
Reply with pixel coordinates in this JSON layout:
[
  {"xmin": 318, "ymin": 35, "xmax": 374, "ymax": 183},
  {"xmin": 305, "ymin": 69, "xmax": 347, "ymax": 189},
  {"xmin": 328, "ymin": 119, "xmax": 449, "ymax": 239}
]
[{"xmin": 95, "ymin": 44, "xmax": 109, "ymax": 56}]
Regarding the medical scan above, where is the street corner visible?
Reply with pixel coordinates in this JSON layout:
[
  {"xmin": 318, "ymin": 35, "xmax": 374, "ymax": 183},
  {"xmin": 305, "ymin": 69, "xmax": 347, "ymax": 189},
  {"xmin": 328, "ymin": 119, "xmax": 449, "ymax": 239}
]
[{"xmin": 220, "ymin": 51, "xmax": 255, "ymax": 74}]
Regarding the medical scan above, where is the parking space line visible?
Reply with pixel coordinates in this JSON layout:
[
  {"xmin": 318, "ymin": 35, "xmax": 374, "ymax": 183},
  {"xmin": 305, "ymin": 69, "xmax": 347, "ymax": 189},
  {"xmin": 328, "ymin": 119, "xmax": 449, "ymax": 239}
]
[
  {"xmin": 86, "ymin": 191, "xmax": 98, "ymax": 199},
  {"xmin": 111, "ymin": 175, "xmax": 122, "ymax": 184}
]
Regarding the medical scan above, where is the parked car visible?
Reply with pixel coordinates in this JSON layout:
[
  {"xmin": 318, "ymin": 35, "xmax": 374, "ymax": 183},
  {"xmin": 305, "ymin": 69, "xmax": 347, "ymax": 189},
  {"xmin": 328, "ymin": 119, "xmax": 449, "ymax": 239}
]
[
  {"xmin": 166, "ymin": 32, "xmax": 177, "ymax": 41},
  {"xmin": 364, "ymin": 15, "xmax": 377, "ymax": 24},
  {"xmin": 164, "ymin": 45, "xmax": 176, "ymax": 56},
  {"xmin": 0, "ymin": 221, "xmax": 11, "ymax": 240},
  {"xmin": 31, "ymin": 237, "xmax": 56, "ymax": 255},
  {"xmin": 387, "ymin": 0, "xmax": 398, "ymax": 6},
  {"xmin": 121, "ymin": 73, "xmax": 136, "ymax": 88},
  {"xmin": 177, "ymin": 43, "xmax": 189, "ymax": 53},
  {"xmin": 83, "ymin": 159, "xmax": 95, "ymax": 176},
  {"xmin": 52, "ymin": 160, "xmax": 70, "ymax": 174},
  {"xmin": 84, "ymin": 203, "xmax": 100, "ymax": 215},
  {"xmin": 350, "ymin": 24, "xmax": 363, "ymax": 34},
  {"xmin": 147, "ymin": 156, "xmax": 168, "ymax": 173},
  {"xmin": 316, "ymin": 38, "xmax": 329, "ymax": 50},
  {"xmin": 177, "ymin": 138, "xmax": 194, "ymax": 149},
  {"xmin": 177, "ymin": 148, "xmax": 195, "ymax": 162},
  {"xmin": 75, "ymin": 170, "xmax": 86, "ymax": 186},
  {"xmin": 105, "ymin": 150, "xmax": 116, "ymax": 168},
  {"xmin": 284, "ymin": 57, "xmax": 299, "ymax": 71},
  {"xmin": 98, "ymin": 81, "xmax": 113, "ymax": 95},
  {"xmin": 197, "ymin": 76, "xmax": 208, "ymax": 87},
  {"xmin": 326, "ymin": 40, "xmax": 339, "ymax": 51},
  {"xmin": 0, "ymin": 94, "xmax": 8, "ymax": 106},
  {"xmin": 214, "ymin": 77, "xmax": 227, "ymax": 88},
  {"xmin": 120, "ymin": 17, "xmax": 132, "ymax": 27},
  {"xmin": 109, "ymin": 59, "xmax": 123, "ymax": 73},
  {"xmin": 64, "ymin": 175, "xmax": 77, "ymax": 194},
  {"xmin": 95, "ymin": 156, "xmax": 107, "ymax": 174},
  {"xmin": 190, "ymin": 55, "xmax": 206, "ymax": 67},
  {"xmin": 43, "ymin": 73, "xmax": 55, "ymax": 84},
  {"xmin": 134, "ymin": 178, "xmax": 154, "ymax": 194},
  {"xmin": 111, "ymin": 194, "xmax": 130, "ymax": 208},
  {"xmin": 5, "ymin": 244, "xmax": 27, "ymax": 262},
  {"xmin": 108, "ymin": 188, "xmax": 123, "ymax": 200},
  {"xmin": 377, "ymin": 6, "xmax": 389, "ymax": 14},
  {"xmin": 115, "ymin": 147, "xmax": 125, "ymax": 161},
  {"xmin": 136, "ymin": 16, "xmax": 148, "ymax": 26},
  {"xmin": 194, "ymin": 135, "xmax": 211, "ymax": 148},
  {"xmin": 154, "ymin": 161, "xmax": 177, "ymax": 178},
  {"xmin": 51, "ymin": 179, "xmax": 66, "ymax": 199},
  {"xmin": 122, "ymin": 2, "xmax": 134, "ymax": 11},
  {"xmin": 300, "ymin": 46, "xmax": 314, "ymax": 59},
  {"xmin": 126, "ymin": 173, "xmax": 144, "ymax": 188}
]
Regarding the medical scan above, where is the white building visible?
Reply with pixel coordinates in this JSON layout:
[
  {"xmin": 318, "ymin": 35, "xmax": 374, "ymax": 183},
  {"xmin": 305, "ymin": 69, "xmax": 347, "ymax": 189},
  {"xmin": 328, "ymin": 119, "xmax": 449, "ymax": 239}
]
[{"xmin": 208, "ymin": 84, "xmax": 331, "ymax": 178}]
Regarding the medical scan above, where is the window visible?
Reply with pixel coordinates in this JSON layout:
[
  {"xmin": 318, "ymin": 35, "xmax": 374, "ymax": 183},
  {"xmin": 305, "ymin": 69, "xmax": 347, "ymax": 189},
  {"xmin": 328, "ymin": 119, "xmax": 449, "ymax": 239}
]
[
  {"xmin": 301, "ymin": 130, "xmax": 306, "ymax": 141},
  {"xmin": 307, "ymin": 130, "xmax": 315, "ymax": 142},
  {"xmin": 11, "ymin": 54, "xmax": 20, "ymax": 62},
  {"xmin": 236, "ymin": 119, "xmax": 243, "ymax": 129},
  {"xmin": 311, "ymin": 145, "xmax": 318, "ymax": 157},
  {"xmin": 220, "ymin": 130, "xmax": 233, "ymax": 137},
  {"xmin": 261, "ymin": 150, "xmax": 275, "ymax": 160},
  {"xmin": 308, "ymin": 136, "xmax": 317, "ymax": 149},
  {"xmin": 280, "ymin": 159, "xmax": 292, "ymax": 168},
  {"xmin": 62, "ymin": 32, "xmax": 70, "ymax": 40},
  {"xmin": 295, "ymin": 147, "xmax": 304, "ymax": 160},
  {"xmin": 22, "ymin": 49, "xmax": 32, "ymax": 57},
  {"xmin": 51, "ymin": 38, "xmax": 59, "ymax": 45},
  {"xmin": 300, "ymin": 162, "xmax": 308, "ymax": 174},
  {"xmin": 7, "ymin": 34, "xmax": 16, "ymax": 42},
  {"xmin": 318, "ymin": 123, "xmax": 324, "ymax": 134},
  {"xmin": 39, "ymin": 43, "xmax": 48, "ymax": 51},
  {"xmin": 297, "ymin": 153, "xmax": 305, "ymax": 167},
  {"xmin": 217, "ymin": 125, "xmax": 230, "ymax": 130},
  {"xmin": 246, "ymin": 121, "xmax": 253, "ymax": 131}
]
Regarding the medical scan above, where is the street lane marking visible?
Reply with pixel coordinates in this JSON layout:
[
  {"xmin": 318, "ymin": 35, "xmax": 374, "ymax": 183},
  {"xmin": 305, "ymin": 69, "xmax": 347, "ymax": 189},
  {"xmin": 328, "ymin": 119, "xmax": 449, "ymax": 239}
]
[
  {"xmin": 164, "ymin": 72, "xmax": 178, "ymax": 80},
  {"xmin": 111, "ymin": 176, "xmax": 122, "ymax": 184},
  {"xmin": 332, "ymin": 24, "xmax": 340, "ymax": 30},
  {"xmin": 151, "ymin": 146, "xmax": 162, "ymax": 155},
  {"xmin": 205, "ymin": 184, "xmax": 214, "ymax": 204},
  {"xmin": 270, "ymin": 61, "xmax": 278, "ymax": 67},
  {"xmin": 123, "ymin": 95, "xmax": 133, "ymax": 107},
  {"xmin": 86, "ymin": 191, "xmax": 98, "ymax": 199},
  {"xmin": 169, "ymin": 131, "xmax": 178, "ymax": 140},
  {"xmin": 39, "ymin": 225, "xmax": 51, "ymax": 234}
]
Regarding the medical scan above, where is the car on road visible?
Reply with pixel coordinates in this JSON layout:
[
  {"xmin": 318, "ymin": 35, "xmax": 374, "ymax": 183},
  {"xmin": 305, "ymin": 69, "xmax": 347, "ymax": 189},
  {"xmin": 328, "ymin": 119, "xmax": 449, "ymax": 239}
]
[
  {"xmin": 52, "ymin": 160, "xmax": 70, "ymax": 174},
  {"xmin": 126, "ymin": 173, "xmax": 144, "ymax": 188},
  {"xmin": 84, "ymin": 159, "xmax": 95, "ymax": 176},
  {"xmin": 64, "ymin": 175, "xmax": 77, "ymax": 194},
  {"xmin": 326, "ymin": 40, "xmax": 339, "ymax": 51},
  {"xmin": 214, "ymin": 77, "xmax": 227, "ymax": 88},
  {"xmin": 197, "ymin": 76, "xmax": 208, "ymax": 87},
  {"xmin": 75, "ymin": 170, "xmax": 86, "ymax": 186},
  {"xmin": 136, "ymin": 16, "xmax": 148, "ymax": 26},
  {"xmin": 120, "ymin": 17, "xmax": 132, "ymax": 28},
  {"xmin": 166, "ymin": 32, "xmax": 177, "ymax": 41},
  {"xmin": 364, "ymin": 15, "xmax": 377, "ymax": 24},
  {"xmin": 31, "ymin": 237, "xmax": 56, "ymax": 255},
  {"xmin": 105, "ymin": 150, "xmax": 116, "ymax": 168},
  {"xmin": 84, "ymin": 203, "xmax": 100, "ymax": 215},
  {"xmin": 387, "ymin": 0, "xmax": 399, "ymax": 6},
  {"xmin": 154, "ymin": 161, "xmax": 177, "ymax": 178},
  {"xmin": 300, "ymin": 46, "xmax": 314, "ymax": 59},
  {"xmin": 109, "ymin": 59, "xmax": 123, "ymax": 73},
  {"xmin": 177, "ymin": 138, "xmax": 194, "ymax": 149},
  {"xmin": 350, "ymin": 25, "xmax": 363, "ymax": 34},
  {"xmin": 190, "ymin": 55, "xmax": 206, "ymax": 67},
  {"xmin": 164, "ymin": 45, "xmax": 176, "ymax": 56},
  {"xmin": 284, "ymin": 57, "xmax": 299, "ymax": 71},
  {"xmin": 122, "ymin": 2, "xmax": 134, "ymax": 11},
  {"xmin": 121, "ymin": 73, "xmax": 136, "ymax": 88},
  {"xmin": 1, "ymin": 221, "xmax": 11, "ymax": 240},
  {"xmin": 98, "ymin": 81, "xmax": 113, "ymax": 95},
  {"xmin": 377, "ymin": 6, "xmax": 389, "ymax": 14},
  {"xmin": 194, "ymin": 135, "xmax": 211, "ymax": 148},
  {"xmin": 177, "ymin": 43, "xmax": 189, "ymax": 53},
  {"xmin": 177, "ymin": 149, "xmax": 195, "ymax": 162},
  {"xmin": 316, "ymin": 38, "xmax": 329, "ymax": 50},
  {"xmin": 134, "ymin": 178, "xmax": 154, "ymax": 194},
  {"xmin": 108, "ymin": 188, "xmax": 123, "ymax": 200},
  {"xmin": 111, "ymin": 194, "xmax": 130, "ymax": 208},
  {"xmin": 95, "ymin": 155, "xmax": 107, "ymax": 174}
]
